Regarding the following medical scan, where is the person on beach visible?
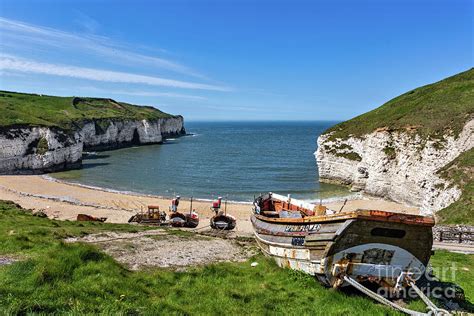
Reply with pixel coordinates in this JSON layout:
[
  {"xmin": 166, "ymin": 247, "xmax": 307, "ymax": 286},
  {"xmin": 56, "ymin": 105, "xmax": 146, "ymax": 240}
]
[
  {"xmin": 212, "ymin": 197, "xmax": 223, "ymax": 215},
  {"xmin": 170, "ymin": 195, "xmax": 180, "ymax": 212}
]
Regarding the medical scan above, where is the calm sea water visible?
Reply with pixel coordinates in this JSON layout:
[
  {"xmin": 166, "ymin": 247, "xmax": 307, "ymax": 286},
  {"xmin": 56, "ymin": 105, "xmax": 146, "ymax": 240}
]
[{"xmin": 51, "ymin": 121, "xmax": 352, "ymax": 202}]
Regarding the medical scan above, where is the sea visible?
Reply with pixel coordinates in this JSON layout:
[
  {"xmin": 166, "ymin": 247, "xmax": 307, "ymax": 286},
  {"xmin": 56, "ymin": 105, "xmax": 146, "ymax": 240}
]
[{"xmin": 51, "ymin": 121, "xmax": 355, "ymax": 203}]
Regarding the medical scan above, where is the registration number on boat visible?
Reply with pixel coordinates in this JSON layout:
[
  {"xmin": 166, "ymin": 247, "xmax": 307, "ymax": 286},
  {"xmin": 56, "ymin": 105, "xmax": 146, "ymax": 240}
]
[{"xmin": 291, "ymin": 237, "xmax": 305, "ymax": 246}]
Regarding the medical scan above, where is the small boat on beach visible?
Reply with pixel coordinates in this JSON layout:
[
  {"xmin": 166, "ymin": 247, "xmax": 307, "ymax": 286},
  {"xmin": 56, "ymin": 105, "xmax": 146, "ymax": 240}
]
[
  {"xmin": 210, "ymin": 197, "xmax": 236, "ymax": 230},
  {"xmin": 169, "ymin": 211, "xmax": 199, "ymax": 228},
  {"xmin": 251, "ymin": 193, "xmax": 435, "ymax": 291},
  {"xmin": 169, "ymin": 196, "xmax": 200, "ymax": 228}
]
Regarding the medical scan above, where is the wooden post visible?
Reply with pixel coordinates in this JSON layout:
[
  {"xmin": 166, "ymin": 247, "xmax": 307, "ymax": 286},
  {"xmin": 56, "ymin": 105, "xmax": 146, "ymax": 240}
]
[
  {"xmin": 189, "ymin": 196, "xmax": 193, "ymax": 215},
  {"xmin": 338, "ymin": 199, "xmax": 348, "ymax": 213}
]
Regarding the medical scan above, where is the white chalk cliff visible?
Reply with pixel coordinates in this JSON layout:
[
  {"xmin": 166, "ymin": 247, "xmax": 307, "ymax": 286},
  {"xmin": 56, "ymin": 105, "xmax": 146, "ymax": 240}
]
[
  {"xmin": 315, "ymin": 119, "xmax": 474, "ymax": 215},
  {"xmin": 81, "ymin": 117, "xmax": 185, "ymax": 149},
  {"xmin": 0, "ymin": 116, "xmax": 185, "ymax": 174}
]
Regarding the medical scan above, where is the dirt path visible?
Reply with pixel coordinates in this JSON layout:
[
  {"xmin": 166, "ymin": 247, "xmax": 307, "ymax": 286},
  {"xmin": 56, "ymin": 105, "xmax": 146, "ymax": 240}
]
[
  {"xmin": 432, "ymin": 242, "xmax": 474, "ymax": 254},
  {"xmin": 66, "ymin": 229, "xmax": 257, "ymax": 270}
]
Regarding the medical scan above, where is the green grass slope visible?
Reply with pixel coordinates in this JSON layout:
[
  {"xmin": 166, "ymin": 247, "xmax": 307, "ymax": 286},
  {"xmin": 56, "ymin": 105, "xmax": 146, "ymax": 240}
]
[
  {"xmin": 325, "ymin": 68, "xmax": 474, "ymax": 141},
  {"xmin": 0, "ymin": 91, "xmax": 175, "ymax": 131}
]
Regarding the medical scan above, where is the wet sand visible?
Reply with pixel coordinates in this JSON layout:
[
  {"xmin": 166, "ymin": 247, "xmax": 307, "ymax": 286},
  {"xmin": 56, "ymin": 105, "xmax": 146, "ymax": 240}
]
[{"xmin": 0, "ymin": 175, "xmax": 419, "ymax": 235}]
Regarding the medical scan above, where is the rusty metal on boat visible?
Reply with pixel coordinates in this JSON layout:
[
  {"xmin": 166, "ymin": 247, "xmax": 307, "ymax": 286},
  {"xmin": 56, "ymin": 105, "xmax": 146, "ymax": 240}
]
[{"xmin": 251, "ymin": 192, "xmax": 435, "ymax": 290}]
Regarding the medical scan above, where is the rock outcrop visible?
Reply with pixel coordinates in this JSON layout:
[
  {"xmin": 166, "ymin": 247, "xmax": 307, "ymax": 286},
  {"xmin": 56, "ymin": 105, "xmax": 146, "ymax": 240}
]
[
  {"xmin": 315, "ymin": 119, "xmax": 473, "ymax": 215},
  {"xmin": 0, "ymin": 116, "xmax": 185, "ymax": 174},
  {"xmin": 81, "ymin": 117, "xmax": 185, "ymax": 150},
  {"xmin": 0, "ymin": 127, "xmax": 83, "ymax": 173}
]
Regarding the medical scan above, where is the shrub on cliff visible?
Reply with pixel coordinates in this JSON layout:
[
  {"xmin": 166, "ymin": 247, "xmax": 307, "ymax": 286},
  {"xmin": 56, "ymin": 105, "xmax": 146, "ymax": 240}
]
[{"xmin": 36, "ymin": 137, "xmax": 49, "ymax": 155}]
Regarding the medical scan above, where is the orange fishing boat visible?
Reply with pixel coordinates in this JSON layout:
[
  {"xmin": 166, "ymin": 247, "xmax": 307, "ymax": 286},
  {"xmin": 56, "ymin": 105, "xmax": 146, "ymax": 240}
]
[{"xmin": 251, "ymin": 193, "xmax": 435, "ymax": 290}]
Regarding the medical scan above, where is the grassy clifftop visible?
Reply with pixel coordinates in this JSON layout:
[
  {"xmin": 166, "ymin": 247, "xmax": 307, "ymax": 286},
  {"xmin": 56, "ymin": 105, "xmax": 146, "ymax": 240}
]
[
  {"xmin": 0, "ymin": 91, "xmax": 175, "ymax": 131},
  {"xmin": 325, "ymin": 68, "xmax": 474, "ymax": 141}
]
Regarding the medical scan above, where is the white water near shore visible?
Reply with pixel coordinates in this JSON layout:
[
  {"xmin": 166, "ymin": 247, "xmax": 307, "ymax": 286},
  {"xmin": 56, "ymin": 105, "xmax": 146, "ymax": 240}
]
[
  {"xmin": 0, "ymin": 174, "xmax": 420, "ymax": 236},
  {"xmin": 44, "ymin": 174, "xmax": 361, "ymax": 207}
]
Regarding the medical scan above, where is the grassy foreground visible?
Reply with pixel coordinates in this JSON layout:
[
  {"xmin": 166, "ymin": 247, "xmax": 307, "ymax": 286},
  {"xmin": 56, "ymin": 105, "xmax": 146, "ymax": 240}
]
[
  {"xmin": 0, "ymin": 200, "xmax": 473, "ymax": 315},
  {"xmin": 0, "ymin": 90, "xmax": 175, "ymax": 131}
]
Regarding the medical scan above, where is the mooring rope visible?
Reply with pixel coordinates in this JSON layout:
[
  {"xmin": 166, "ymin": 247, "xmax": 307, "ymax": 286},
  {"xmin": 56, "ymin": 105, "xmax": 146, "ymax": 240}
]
[
  {"xmin": 343, "ymin": 276, "xmax": 450, "ymax": 316},
  {"xmin": 408, "ymin": 281, "xmax": 451, "ymax": 315},
  {"xmin": 192, "ymin": 224, "xmax": 211, "ymax": 231}
]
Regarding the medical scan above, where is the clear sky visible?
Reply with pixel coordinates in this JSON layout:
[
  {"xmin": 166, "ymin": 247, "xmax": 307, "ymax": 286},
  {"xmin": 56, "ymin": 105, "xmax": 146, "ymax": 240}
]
[{"xmin": 0, "ymin": 0, "xmax": 472, "ymax": 121}]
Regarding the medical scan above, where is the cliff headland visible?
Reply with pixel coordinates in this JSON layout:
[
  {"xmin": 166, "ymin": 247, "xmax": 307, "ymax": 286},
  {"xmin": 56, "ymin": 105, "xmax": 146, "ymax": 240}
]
[
  {"xmin": 0, "ymin": 91, "xmax": 185, "ymax": 174},
  {"xmin": 316, "ymin": 69, "xmax": 474, "ymax": 223}
]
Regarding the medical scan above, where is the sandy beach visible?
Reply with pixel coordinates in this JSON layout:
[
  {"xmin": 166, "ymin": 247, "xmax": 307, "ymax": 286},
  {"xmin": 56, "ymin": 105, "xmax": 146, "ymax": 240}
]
[{"xmin": 0, "ymin": 175, "xmax": 419, "ymax": 235}]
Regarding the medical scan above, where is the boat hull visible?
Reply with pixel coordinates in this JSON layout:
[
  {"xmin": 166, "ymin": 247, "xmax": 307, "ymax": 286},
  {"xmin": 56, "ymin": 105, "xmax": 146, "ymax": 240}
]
[
  {"xmin": 210, "ymin": 214, "xmax": 237, "ymax": 230},
  {"xmin": 170, "ymin": 212, "xmax": 199, "ymax": 228},
  {"xmin": 251, "ymin": 213, "xmax": 433, "ymax": 288}
]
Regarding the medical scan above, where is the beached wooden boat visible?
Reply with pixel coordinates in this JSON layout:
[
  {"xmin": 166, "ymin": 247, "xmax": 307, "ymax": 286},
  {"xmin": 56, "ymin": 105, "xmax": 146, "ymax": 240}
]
[
  {"xmin": 251, "ymin": 193, "xmax": 435, "ymax": 290},
  {"xmin": 209, "ymin": 197, "xmax": 236, "ymax": 230},
  {"xmin": 210, "ymin": 213, "xmax": 236, "ymax": 230},
  {"xmin": 169, "ymin": 211, "xmax": 199, "ymax": 228},
  {"xmin": 169, "ymin": 196, "xmax": 200, "ymax": 228}
]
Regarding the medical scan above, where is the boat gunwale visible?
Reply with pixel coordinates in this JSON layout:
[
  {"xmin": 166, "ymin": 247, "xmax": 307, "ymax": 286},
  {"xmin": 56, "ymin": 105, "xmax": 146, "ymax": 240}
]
[{"xmin": 253, "ymin": 210, "xmax": 435, "ymax": 227}]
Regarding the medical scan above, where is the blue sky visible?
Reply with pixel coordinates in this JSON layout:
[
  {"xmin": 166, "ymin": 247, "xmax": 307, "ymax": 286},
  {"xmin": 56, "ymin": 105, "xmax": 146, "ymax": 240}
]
[{"xmin": 0, "ymin": 0, "xmax": 472, "ymax": 121}]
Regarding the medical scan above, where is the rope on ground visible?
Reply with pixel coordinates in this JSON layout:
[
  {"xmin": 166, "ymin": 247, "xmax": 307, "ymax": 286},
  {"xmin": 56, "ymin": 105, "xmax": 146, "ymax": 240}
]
[
  {"xmin": 192, "ymin": 224, "xmax": 211, "ymax": 231},
  {"xmin": 408, "ymin": 281, "xmax": 451, "ymax": 315},
  {"xmin": 343, "ymin": 276, "xmax": 426, "ymax": 315}
]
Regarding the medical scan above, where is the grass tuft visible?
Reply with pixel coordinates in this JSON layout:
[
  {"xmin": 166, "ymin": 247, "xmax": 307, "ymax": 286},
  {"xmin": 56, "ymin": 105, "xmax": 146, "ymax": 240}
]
[{"xmin": 383, "ymin": 146, "xmax": 396, "ymax": 159}]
